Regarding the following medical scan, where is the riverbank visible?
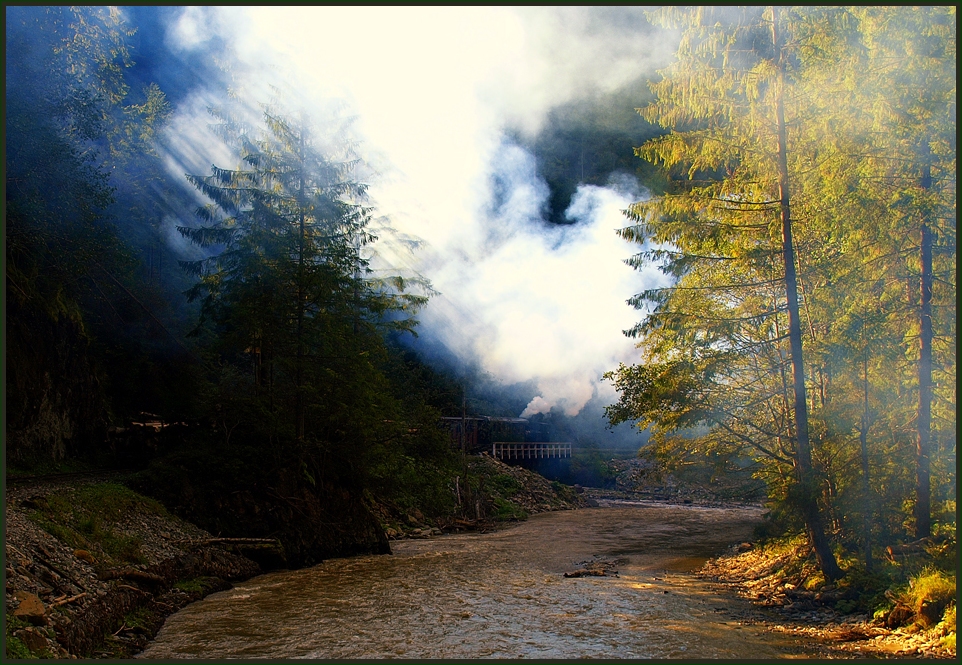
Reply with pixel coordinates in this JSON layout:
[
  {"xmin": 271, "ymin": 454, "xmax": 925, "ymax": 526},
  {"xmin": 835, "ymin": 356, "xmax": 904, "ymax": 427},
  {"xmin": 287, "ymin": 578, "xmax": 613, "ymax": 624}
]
[
  {"xmin": 4, "ymin": 459, "xmax": 587, "ymax": 659},
  {"xmin": 372, "ymin": 453, "xmax": 590, "ymax": 540},
  {"xmin": 4, "ymin": 477, "xmax": 261, "ymax": 659},
  {"xmin": 698, "ymin": 539, "xmax": 957, "ymax": 660}
]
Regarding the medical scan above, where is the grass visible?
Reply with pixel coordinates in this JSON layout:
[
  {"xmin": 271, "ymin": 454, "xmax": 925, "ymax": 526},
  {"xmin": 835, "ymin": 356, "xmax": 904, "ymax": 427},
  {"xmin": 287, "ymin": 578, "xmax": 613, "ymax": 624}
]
[
  {"xmin": 901, "ymin": 568, "xmax": 957, "ymax": 627},
  {"xmin": 174, "ymin": 578, "xmax": 206, "ymax": 594},
  {"xmin": 740, "ymin": 528, "xmax": 958, "ymax": 638},
  {"xmin": 25, "ymin": 482, "xmax": 169, "ymax": 566},
  {"xmin": 492, "ymin": 497, "xmax": 528, "ymax": 521},
  {"xmin": 5, "ymin": 615, "xmax": 35, "ymax": 660},
  {"xmin": 488, "ymin": 473, "xmax": 522, "ymax": 498},
  {"xmin": 7, "ymin": 458, "xmax": 99, "ymax": 479}
]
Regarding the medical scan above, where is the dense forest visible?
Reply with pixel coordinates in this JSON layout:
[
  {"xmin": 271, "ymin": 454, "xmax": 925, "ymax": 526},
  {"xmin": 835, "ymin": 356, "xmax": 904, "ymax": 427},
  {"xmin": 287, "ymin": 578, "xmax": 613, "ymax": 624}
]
[
  {"xmin": 5, "ymin": 6, "xmax": 471, "ymax": 564},
  {"xmin": 606, "ymin": 6, "xmax": 956, "ymax": 582},
  {"xmin": 4, "ymin": 4, "xmax": 956, "ymax": 602}
]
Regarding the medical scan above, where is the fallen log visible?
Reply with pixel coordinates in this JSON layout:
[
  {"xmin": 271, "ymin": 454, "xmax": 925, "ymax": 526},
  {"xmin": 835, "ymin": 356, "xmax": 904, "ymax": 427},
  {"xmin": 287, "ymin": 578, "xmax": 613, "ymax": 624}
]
[
  {"xmin": 99, "ymin": 568, "xmax": 166, "ymax": 587},
  {"xmin": 174, "ymin": 537, "xmax": 282, "ymax": 549},
  {"xmin": 50, "ymin": 593, "xmax": 87, "ymax": 608},
  {"xmin": 885, "ymin": 539, "xmax": 936, "ymax": 563}
]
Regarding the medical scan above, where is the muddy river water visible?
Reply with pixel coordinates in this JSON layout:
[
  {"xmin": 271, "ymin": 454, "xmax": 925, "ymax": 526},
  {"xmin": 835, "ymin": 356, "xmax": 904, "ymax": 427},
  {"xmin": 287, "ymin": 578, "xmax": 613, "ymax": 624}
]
[{"xmin": 140, "ymin": 501, "xmax": 820, "ymax": 659}]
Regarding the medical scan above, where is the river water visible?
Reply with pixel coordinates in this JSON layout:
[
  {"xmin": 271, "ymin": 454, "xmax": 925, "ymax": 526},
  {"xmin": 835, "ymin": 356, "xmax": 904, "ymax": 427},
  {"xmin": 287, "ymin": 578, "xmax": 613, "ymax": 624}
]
[{"xmin": 140, "ymin": 502, "xmax": 819, "ymax": 659}]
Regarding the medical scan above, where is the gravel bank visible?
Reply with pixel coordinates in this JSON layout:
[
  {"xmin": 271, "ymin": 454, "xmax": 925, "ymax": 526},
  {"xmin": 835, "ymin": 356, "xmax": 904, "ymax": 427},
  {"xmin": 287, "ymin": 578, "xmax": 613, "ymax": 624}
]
[
  {"xmin": 699, "ymin": 543, "xmax": 957, "ymax": 660},
  {"xmin": 5, "ymin": 477, "xmax": 260, "ymax": 658}
]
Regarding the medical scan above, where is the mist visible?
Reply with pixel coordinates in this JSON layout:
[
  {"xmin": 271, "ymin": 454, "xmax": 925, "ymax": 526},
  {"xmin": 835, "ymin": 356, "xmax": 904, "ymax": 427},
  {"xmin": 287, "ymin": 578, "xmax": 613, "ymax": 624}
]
[{"xmin": 148, "ymin": 7, "xmax": 679, "ymax": 445}]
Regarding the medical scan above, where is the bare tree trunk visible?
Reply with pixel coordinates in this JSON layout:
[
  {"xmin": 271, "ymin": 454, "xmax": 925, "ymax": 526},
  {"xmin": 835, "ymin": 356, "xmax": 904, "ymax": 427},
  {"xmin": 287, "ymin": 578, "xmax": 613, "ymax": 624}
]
[
  {"xmin": 771, "ymin": 6, "xmax": 843, "ymax": 580},
  {"xmin": 916, "ymin": 146, "xmax": 933, "ymax": 538},
  {"xmin": 859, "ymin": 350, "xmax": 874, "ymax": 571}
]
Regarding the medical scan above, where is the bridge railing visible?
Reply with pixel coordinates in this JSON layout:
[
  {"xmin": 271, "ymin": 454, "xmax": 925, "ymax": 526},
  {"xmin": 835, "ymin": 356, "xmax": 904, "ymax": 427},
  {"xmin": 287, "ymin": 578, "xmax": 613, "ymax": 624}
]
[{"xmin": 492, "ymin": 442, "xmax": 572, "ymax": 460}]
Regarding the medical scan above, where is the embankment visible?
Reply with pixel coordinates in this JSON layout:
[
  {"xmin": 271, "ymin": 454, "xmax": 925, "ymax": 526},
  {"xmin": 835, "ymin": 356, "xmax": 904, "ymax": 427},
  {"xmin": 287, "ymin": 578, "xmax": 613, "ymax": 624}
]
[{"xmin": 5, "ymin": 477, "xmax": 260, "ymax": 659}]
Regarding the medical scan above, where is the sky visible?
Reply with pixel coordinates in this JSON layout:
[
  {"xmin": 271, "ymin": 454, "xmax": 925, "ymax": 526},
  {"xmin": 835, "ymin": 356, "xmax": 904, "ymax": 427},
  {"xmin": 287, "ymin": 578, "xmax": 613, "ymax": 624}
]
[{"xmin": 151, "ymin": 7, "xmax": 679, "ymax": 435}]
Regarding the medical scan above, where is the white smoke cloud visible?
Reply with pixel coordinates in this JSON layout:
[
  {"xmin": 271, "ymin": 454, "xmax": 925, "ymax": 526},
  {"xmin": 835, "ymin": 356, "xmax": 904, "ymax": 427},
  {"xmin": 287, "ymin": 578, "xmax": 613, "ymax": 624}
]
[{"xmin": 159, "ymin": 7, "xmax": 678, "ymax": 419}]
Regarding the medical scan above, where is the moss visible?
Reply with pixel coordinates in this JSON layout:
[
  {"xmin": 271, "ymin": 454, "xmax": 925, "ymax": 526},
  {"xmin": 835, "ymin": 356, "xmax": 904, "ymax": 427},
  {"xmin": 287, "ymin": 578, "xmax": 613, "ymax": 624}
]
[
  {"xmin": 5, "ymin": 616, "xmax": 37, "ymax": 660},
  {"xmin": 174, "ymin": 578, "xmax": 206, "ymax": 594}
]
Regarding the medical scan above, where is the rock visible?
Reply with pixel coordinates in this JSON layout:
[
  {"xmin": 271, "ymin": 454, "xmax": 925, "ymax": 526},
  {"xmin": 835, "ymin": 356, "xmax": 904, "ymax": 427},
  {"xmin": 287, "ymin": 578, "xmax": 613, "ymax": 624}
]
[
  {"xmin": 885, "ymin": 604, "xmax": 914, "ymax": 629},
  {"xmin": 13, "ymin": 591, "xmax": 47, "ymax": 625},
  {"xmin": 73, "ymin": 549, "xmax": 96, "ymax": 564},
  {"xmin": 564, "ymin": 569, "xmax": 607, "ymax": 578},
  {"xmin": 918, "ymin": 599, "xmax": 948, "ymax": 627},
  {"xmin": 16, "ymin": 627, "xmax": 50, "ymax": 653},
  {"xmin": 736, "ymin": 542, "xmax": 753, "ymax": 552}
]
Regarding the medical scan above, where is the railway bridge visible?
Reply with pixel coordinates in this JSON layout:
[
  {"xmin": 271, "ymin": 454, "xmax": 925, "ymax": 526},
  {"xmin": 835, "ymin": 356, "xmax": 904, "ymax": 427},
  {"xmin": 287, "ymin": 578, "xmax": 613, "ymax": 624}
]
[{"xmin": 491, "ymin": 441, "xmax": 571, "ymax": 460}]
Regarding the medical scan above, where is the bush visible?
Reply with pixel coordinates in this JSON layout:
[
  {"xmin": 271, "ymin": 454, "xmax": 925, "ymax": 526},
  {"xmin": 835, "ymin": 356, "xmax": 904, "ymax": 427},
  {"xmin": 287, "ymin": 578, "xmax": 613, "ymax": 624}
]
[{"xmin": 903, "ymin": 569, "xmax": 956, "ymax": 627}]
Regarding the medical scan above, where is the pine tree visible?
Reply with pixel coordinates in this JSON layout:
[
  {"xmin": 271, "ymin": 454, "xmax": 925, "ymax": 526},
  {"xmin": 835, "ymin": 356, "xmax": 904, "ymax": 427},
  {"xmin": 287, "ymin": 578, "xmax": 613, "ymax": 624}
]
[{"xmin": 179, "ymin": 101, "xmax": 426, "ymax": 453}]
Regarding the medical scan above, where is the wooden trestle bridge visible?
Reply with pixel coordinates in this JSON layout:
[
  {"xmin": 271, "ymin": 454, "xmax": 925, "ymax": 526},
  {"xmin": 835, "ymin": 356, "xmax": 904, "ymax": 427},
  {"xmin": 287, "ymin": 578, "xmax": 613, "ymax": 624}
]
[
  {"xmin": 491, "ymin": 441, "xmax": 572, "ymax": 460},
  {"xmin": 441, "ymin": 416, "xmax": 572, "ymax": 462}
]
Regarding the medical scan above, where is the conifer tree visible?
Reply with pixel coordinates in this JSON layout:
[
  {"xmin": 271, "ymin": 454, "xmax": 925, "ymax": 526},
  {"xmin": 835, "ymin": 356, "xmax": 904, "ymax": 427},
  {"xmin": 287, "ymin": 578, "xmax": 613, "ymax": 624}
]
[{"xmin": 179, "ymin": 101, "xmax": 426, "ymax": 453}]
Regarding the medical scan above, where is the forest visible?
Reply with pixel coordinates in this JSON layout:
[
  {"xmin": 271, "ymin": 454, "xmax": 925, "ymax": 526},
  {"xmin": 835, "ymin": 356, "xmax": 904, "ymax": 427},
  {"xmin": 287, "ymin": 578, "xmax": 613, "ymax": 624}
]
[
  {"xmin": 5, "ymin": 6, "xmax": 470, "ymax": 564},
  {"xmin": 4, "ymin": 3, "xmax": 956, "ymax": 627},
  {"xmin": 606, "ymin": 6, "xmax": 956, "ymax": 584}
]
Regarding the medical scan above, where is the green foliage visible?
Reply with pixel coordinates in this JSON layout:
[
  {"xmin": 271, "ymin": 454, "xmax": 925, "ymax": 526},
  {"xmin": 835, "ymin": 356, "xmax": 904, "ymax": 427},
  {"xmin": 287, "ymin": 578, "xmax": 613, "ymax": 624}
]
[
  {"xmin": 902, "ymin": 569, "xmax": 957, "ymax": 621},
  {"xmin": 492, "ymin": 497, "xmax": 528, "ymax": 521},
  {"xmin": 940, "ymin": 604, "xmax": 956, "ymax": 642},
  {"xmin": 5, "ymin": 615, "xmax": 37, "ymax": 660},
  {"xmin": 489, "ymin": 473, "xmax": 523, "ymax": 497},
  {"xmin": 566, "ymin": 448, "xmax": 620, "ymax": 489},
  {"xmin": 608, "ymin": 5, "xmax": 956, "ymax": 572}
]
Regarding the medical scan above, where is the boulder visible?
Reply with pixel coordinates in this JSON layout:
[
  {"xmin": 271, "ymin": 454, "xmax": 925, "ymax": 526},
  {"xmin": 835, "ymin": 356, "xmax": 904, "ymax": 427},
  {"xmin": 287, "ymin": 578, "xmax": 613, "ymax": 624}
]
[
  {"xmin": 12, "ymin": 591, "xmax": 47, "ymax": 625},
  {"xmin": 918, "ymin": 598, "xmax": 949, "ymax": 627},
  {"xmin": 886, "ymin": 604, "xmax": 915, "ymax": 629},
  {"xmin": 16, "ymin": 627, "xmax": 50, "ymax": 653},
  {"xmin": 73, "ymin": 549, "xmax": 96, "ymax": 564}
]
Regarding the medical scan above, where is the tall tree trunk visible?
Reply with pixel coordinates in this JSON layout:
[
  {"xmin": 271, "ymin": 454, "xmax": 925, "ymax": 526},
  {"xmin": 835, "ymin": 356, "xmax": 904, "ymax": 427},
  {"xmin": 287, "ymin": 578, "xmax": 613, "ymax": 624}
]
[
  {"xmin": 771, "ymin": 6, "xmax": 843, "ymax": 580},
  {"xmin": 915, "ymin": 145, "xmax": 933, "ymax": 538},
  {"xmin": 859, "ymin": 350, "xmax": 874, "ymax": 571}
]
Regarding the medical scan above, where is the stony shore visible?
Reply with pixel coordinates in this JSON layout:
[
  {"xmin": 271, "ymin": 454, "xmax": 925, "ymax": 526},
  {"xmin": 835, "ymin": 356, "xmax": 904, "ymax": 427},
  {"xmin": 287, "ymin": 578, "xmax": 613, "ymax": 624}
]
[
  {"xmin": 7, "ymin": 468, "xmax": 954, "ymax": 660},
  {"xmin": 698, "ymin": 541, "xmax": 957, "ymax": 660},
  {"xmin": 4, "ymin": 476, "xmax": 261, "ymax": 659},
  {"xmin": 4, "ymin": 459, "xmax": 586, "ymax": 659}
]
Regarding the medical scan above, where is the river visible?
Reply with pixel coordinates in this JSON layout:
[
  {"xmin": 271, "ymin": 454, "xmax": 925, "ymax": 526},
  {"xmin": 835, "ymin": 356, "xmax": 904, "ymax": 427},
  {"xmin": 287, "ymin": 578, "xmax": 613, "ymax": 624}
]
[{"xmin": 139, "ymin": 501, "xmax": 821, "ymax": 659}]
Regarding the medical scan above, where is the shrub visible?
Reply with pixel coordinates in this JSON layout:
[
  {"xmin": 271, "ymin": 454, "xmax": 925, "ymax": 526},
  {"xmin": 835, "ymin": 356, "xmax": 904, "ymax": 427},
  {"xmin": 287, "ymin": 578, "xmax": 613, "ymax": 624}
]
[{"xmin": 902, "ymin": 568, "xmax": 956, "ymax": 627}]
